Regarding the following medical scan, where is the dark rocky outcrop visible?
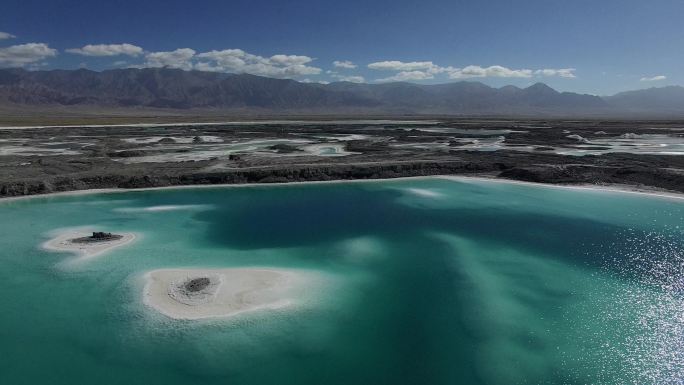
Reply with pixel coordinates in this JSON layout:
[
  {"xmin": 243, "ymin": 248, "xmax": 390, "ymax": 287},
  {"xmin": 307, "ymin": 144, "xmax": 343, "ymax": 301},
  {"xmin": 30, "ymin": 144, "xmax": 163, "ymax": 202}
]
[
  {"xmin": 72, "ymin": 232, "xmax": 123, "ymax": 243},
  {"xmin": 184, "ymin": 278, "xmax": 211, "ymax": 292}
]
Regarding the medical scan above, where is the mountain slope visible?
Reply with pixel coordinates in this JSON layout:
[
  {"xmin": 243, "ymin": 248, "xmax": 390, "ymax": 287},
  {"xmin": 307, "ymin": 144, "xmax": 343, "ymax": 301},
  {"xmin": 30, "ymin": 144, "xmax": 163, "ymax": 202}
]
[
  {"xmin": 605, "ymin": 86, "xmax": 684, "ymax": 113},
  {"xmin": 0, "ymin": 68, "xmax": 377, "ymax": 110},
  {"xmin": 0, "ymin": 67, "xmax": 678, "ymax": 116}
]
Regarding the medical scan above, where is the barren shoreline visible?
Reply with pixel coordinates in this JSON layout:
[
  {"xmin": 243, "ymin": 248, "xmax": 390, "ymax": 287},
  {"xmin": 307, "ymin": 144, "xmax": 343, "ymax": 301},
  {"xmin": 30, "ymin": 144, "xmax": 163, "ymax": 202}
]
[
  {"xmin": 2, "ymin": 119, "xmax": 683, "ymax": 199},
  {"xmin": 0, "ymin": 119, "xmax": 440, "ymax": 130}
]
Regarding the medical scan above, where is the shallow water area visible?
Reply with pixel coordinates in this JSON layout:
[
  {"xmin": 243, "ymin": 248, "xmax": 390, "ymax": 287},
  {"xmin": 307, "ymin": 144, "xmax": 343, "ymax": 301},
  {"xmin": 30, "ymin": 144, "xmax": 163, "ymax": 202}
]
[{"xmin": 0, "ymin": 177, "xmax": 683, "ymax": 384}]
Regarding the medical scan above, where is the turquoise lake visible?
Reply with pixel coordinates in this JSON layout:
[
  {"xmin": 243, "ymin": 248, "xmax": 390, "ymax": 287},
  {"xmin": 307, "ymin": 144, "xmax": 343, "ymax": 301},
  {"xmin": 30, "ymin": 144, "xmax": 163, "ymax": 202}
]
[{"xmin": 0, "ymin": 177, "xmax": 682, "ymax": 384}]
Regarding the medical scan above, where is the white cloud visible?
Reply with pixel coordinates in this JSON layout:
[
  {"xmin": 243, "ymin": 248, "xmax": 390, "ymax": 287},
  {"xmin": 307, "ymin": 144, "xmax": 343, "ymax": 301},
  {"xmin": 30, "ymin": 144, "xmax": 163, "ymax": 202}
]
[
  {"xmin": 449, "ymin": 65, "xmax": 533, "ymax": 79},
  {"xmin": 195, "ymin": 49, "xmax": 321, "ymax": 78},
  {"xmin": 640, "ymin": 75, "xmax": 667, "ymax": 82},
  {"xmin": 331, "ymin": 74, "xmax": 365, "ymax": 83},
  {"xmin": 377, "ymin": 70, "xmax": 435, "ymax": 82},
  {"xmin": 137, "ymin": 48, "xmax": 322, "ymax": 78},
  {"xmin": 66, "ymin": 43, "xmax": 143, "ymax": 57},
  {"xmin": 369, "ymin": 60, "xmax": 451, "ymax": 82},
  {"xmin": 368, "ymin": 60, "xmax": 442, "ymax": 72},
  {"xmin": 333, "ymin": 60, "xmax": 357, "ymax": 69},
  {"xmin": 144, "ymin": 48, "xmax": 196, "ymax": 70},
  {"xmin": 369, "ymin": 60, "xmax": 577, "ymax": 82},
  {"xmin": 301, "ymin": 78, "xmax": 329, "ymax": 84},
  {"xmin": 535, "ymin": 68, "xmax": 576, "ymax": 78},
  {"xmin": 0, "ymin": 32, "xmax": 16, "ymax": 40},
  {"xmin": 112, "ymin": 60, "xmax": 128, "ymax": 67},
  {"xmin": 268, "ymin": 54, "xmax": 313, "ymax": 66},
  {"xmin": 0, "ymin": 43, "xmax": 57, "ymax": 67}
]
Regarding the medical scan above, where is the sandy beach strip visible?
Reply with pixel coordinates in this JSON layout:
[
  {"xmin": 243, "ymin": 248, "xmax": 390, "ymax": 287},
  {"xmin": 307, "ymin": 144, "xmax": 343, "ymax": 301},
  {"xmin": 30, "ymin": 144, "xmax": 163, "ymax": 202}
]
[
  {"xmin": 42, "ymin": 229, "xmax": 137, "ymax": 260},
  {"xmin": 437, "ymin": 175, "xmax": 684, "ymax": 201},
  {"xmin": 142, "ymin": 268, "xmax": 321, "ymax": 320},
  {"xmin": 2, "ymin": 175, "xmax": 684, "ymax": 205}
]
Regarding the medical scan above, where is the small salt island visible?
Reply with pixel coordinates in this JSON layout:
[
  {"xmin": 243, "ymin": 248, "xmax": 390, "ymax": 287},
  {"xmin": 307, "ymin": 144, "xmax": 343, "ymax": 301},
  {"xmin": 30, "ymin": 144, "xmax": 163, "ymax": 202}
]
[
  {"xmin": 143, "ymin": 268, "xmax": 320, "ymax": 320},
  {"xmin": 43, "ymin": 230, "xmax": 136, "ymax": 259}
]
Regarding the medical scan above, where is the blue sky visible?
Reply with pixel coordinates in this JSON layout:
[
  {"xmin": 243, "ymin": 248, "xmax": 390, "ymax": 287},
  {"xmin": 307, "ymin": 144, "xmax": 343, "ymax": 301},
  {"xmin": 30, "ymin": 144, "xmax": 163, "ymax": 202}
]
[{"xmin": 1, "ymin": 0, "xmax": 682, "ymax": 95}]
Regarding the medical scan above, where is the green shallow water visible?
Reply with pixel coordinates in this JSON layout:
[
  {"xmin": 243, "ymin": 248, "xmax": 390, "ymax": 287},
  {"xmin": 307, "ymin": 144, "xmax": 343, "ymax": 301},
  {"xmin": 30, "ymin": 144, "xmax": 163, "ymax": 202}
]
[{"xmin": 0, "ymin": 177, "xmax": 683, "ymax": 385}]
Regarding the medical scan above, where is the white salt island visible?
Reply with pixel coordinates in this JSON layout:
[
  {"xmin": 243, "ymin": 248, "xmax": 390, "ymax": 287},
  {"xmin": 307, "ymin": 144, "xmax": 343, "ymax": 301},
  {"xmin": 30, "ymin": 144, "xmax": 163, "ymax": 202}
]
[
  {"xmin": 142, "ymin": 268, "xmax": 320, "ymax": 320},
  {"xmin": 43, "ymin": 230, "xmax": 137, "ymax": 259}
]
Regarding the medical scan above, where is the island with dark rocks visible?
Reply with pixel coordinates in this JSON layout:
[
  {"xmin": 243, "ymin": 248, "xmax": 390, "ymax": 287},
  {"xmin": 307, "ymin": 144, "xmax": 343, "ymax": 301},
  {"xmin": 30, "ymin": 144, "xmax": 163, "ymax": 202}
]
[
  {"xmin": 42, "ymin": 229, "xmax": 137, "ymax": 260},
  {"xmin": 143, "ymin": 268, "xmax": 326, "ymax": 320}
]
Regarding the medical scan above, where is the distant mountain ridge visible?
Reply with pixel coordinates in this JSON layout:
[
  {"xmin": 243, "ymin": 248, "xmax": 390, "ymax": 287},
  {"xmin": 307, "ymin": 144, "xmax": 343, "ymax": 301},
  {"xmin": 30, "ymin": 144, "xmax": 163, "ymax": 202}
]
[
  {"xmin": 0, "ymin": 67, "xmax": 681, "ymax": 116},
  {"xmin": 604, "ymin": 86, "xmax": 684, "ymax": 114}
]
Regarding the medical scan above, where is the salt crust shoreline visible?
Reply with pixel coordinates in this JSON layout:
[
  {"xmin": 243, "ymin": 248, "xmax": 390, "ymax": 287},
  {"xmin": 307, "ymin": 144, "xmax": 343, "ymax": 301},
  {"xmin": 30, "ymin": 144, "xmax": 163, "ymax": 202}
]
[
  {"xmin": 42, "ymin": 229, "xmax": 137, "ymax": 260},
  {"xmin": 142, "ymin": 268, "xmax": 319, "ymax": 320},
  {"xmin": 3, "ymin": 175, "xmax": 684, "ymax": 204}
]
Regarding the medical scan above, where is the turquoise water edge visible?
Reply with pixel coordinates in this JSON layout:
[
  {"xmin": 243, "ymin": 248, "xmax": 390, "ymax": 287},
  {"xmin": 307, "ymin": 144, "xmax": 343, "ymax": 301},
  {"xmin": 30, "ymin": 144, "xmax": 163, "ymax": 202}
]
[{"xmin": 0, "ymin": 177, "xmax": 682, "ymax": 385}]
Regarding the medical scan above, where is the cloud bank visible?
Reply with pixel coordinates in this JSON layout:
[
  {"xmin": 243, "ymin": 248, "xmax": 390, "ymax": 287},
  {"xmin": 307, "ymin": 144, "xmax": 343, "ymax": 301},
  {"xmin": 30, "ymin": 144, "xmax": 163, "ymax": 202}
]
[
  {"xmin": 534, "ymin": 68, "xmax": 576, "ymax": 78},
  {"xmin": 66, "ymin": 43, "xmax": 143, "ymax": 57},
  {"xmin": 134, "ymin": 48, "xmax": 322, "ymax": 78},
  {"xmin": 333, "ymin": 60, "xmax": 357, "ymax": 69},
  {"xmin": 368, "ymin": 61, "xmax": 442, "ymax": 72},
  {"xmin": 195, "ymin": 50, "xmax": 321, "ymax": 77},
  {"xmin": 377, "ymin": 70, "xmax": 437, "ymax": 82},
  {"xmin": 0, "ymin": 36, "xmax": 583, "ymax": 85},
  {"xmin": 368, "ymin": 60, "xmax": 576, "ymax": 82},
  {"xmin": 369, "ymin": 61, "xmax": 447, "ymax": 82},
  {"xmin": 0, "ymin": 43, "xmax": 58, "ymax": 67},
  {"xmin": 331, "ymin": 74, "xmax": 365, "ymax": 83},
  {"xmin": 447, "ymin": 65, "xmax": 530, "ymax": 79},
  {"xmin": 640, "ymin": 75, "xmax": 667, "ymax": 82},
  {"xmin": 144, "ymin": 48, "xmax": 196, "ymax": 70}
]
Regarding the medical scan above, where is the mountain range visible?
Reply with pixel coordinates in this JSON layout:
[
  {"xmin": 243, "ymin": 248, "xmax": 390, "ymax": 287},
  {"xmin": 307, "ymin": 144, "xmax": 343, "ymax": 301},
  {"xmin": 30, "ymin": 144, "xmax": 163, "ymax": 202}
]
[{"xmin": 1, "ymin": 67, "xmax": 683, "ymax": 116}]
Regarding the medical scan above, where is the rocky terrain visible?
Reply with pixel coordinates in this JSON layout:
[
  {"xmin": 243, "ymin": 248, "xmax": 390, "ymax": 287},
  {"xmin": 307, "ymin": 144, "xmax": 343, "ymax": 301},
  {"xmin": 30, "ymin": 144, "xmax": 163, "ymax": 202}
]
[{"xmin": 1, "ymin": 119, "xmax": 683, "ymax": 198}]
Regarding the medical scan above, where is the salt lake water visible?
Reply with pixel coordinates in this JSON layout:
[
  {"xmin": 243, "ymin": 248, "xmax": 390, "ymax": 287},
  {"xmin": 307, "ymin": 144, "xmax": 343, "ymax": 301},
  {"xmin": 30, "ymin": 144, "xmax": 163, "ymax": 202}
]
[{"xmin": 0, "ymin": 177, "xmax": 682, "ymax": 384}]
